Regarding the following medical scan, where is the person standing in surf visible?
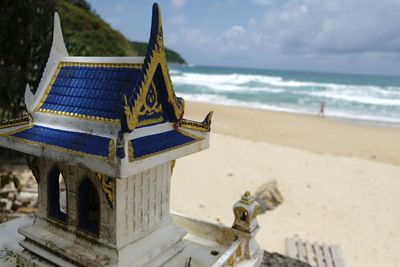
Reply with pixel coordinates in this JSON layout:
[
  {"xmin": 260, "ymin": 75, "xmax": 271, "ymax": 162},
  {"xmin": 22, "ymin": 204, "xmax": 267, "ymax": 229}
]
[{"xmin": 319, "ymin": 101, "xmax": 326, "ymax": 117}]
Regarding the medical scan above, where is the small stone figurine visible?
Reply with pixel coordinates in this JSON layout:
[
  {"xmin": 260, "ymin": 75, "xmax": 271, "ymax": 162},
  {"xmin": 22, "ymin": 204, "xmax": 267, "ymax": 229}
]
[{"xmin": 233, "ymin": 191, "xmax": 262, "ymax": 259}]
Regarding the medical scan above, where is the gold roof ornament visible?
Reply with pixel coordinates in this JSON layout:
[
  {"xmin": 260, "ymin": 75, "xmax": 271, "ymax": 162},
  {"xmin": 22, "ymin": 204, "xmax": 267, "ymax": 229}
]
[
  {"xmin": 233, "ymin": 191, "xmax": 261, "ymax": 233},
  {"xmin": 240, "ymin": 191, "xmax": 256, "ymax": 205},
  {"xmin": 122, "ymin": 1, "xmax": 184, "ymax": 132}
]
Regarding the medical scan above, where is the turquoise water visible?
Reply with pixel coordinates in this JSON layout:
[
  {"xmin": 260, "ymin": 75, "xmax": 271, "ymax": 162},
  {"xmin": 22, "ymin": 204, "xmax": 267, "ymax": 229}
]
[{"xmin": 170, "ymin": 65, "xmax": 400, "ymax": 126}]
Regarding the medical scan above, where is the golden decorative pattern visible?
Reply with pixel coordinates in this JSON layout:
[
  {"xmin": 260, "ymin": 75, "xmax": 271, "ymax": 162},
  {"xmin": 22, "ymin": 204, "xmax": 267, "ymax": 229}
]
[
  {"xmin": 240, "ymin": 191, "xmax": 255, "ymax": 205},
  {"xmin": 176, "ymin": 111, "xmax": 213, "ymax": 132},
  {"xmin": 142, "ymin": 82, "xmax": 163, "ymax": 114},
  {"xmin": 123, "ymin": 8, "xmax": 184, "ymax": 131},
  {"xmin": 0, "ymin": 124, "xmax": 34, "ymax": 137},
  {"xmin": 123, "ymin": 81, "xmax": 165, "ymax": 129},
  {"xmin": 128, "ymin": 141, "xmax": 134, "ymax": 162},
  {"xmin": 108, "ymin": 139, "xmax": 116, "ymax": 161},
  {"xmin": 136, "ymin": 116, "xmax": 165, "ymax": 128},
  {"xmin": 228, "ymin": 255, "xmax": 235, "ymax": 266},
  {"xmin": 96, "ymin": 173, "xmax": 114, "ymax": 207},
  {"xmin": 236, "ymin": 244, "xmax": 242, "ymax": 257},
  {"xmin": 128, "ymin": 129, "xmax": 203, "ymax": 162},
  {"xmin": 34, "ymin": 61, "xmax": 142, "ymax": 125},
  {"xmin": 0, "ymin": 115, "xmax": 30, "ymax": 129},
  {"xmin": 123, "ymin": 95, "xmax": 138, "ymax": 130}
]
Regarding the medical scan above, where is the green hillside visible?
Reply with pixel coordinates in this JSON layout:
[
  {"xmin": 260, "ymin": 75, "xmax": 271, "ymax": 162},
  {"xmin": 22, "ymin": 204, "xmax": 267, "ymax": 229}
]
[{"xmin": 57, "ymin": 0, "xmax": 187, "ymax": 63}]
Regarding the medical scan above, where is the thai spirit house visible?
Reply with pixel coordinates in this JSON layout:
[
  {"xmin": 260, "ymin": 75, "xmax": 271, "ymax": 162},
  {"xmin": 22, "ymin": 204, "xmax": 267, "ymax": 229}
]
[{"xmin": 0, "ymin": 3, "xmax": 263, "ymax": 266}]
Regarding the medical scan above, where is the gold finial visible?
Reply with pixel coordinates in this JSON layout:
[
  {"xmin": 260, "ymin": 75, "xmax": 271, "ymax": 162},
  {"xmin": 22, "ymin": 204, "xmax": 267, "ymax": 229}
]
[{"xmin": 240, "ymin": 191, "xmax": 255, "ymax": 205}]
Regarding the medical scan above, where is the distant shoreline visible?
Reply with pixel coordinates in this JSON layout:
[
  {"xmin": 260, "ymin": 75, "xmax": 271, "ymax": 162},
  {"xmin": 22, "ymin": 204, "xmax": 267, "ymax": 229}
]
[
  {"xmin": 183, "ymin": 100, "xmax": 400, "ymax": 166},
  {"xmin": 180, "ymin": 97, "xmax": 400, "ymax": 129}
]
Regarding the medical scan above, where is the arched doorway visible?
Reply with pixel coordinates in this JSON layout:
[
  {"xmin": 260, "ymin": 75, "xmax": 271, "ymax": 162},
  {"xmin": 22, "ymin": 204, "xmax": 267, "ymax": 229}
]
[
  {"xmin": 48, "ymin": 167, "xmax": 67, "ymax": 222},
  {"xmin": 78, "ymin": 177, "xmax": 100, "ymax": 235}
]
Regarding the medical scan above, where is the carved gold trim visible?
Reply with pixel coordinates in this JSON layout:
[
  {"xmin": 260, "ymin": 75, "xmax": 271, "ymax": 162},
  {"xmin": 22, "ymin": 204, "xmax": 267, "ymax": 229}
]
[
  {"xmin": 34, "ymin": 63, "xmax": 63, "ymax": 112},
  {"xmin": 128, "ymin": 141, "xmax": 134, "ymax": 162},
  {"xmin": 34, "ymin": 61, "xmax": 142, "ymax": 125},
  {"xmin": 1, "ymin": 124, "xmax": 113, "ymax": 162},
  {"xmin": 123, "ymin": 8, "xmax": 184, "ymax": 131},
  {"xmin": 228, "ymin": 255, "xmax": 235, "ymax": 266},
  {"xmin": 142, "ymin": 81, "xmax": 163, "ymax": 114},
  {"xmin": 176, "ymin": 111, "xmax": 213, "ymax": 132},
  {"xmin": 0, "ymin": 125, "xmax": 34, "ymax": 139},
  {"xmin": 61, "ymin": 62, "xmax": 142, "ymax": 68},
  {"xmin": 108, "ymin": 139, "xmax": 116, "ymax": 161},
  {"xmin": 136, "ymin": 116, "xmax": 165, "ymax": 128},
  {"xmin": 123, "ymin": 81, "xmax": 165, "ymax": 129},
  {"xmin": 240, "ymin": 191, "xmax": 255, "ymax": 205},
  {"xmin": 236, "ymin": 244, "xmax": 242, "ymax": 257},
  {"xmin": 0, "ymin": 115, "xmax": 30, "ymax": 129},
  {"xmin": 123, "ymin": 95, "xmax": 138, "ymax": 130},
  {"xmin": 128, "ymin": 129, "xmax": 203, "ymax": 162},
  {"xmin": 96, "ymin": 173, "xmax": 114, "ymax": 207},
  {"xmin": 37, "ymin": 109, "xmax": 120, "ymax": 125}
]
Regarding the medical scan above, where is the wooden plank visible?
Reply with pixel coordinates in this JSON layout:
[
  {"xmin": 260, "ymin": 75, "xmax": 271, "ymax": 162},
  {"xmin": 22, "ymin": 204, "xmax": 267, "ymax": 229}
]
[
  {"xmin": 305, "ymin": 241, "xmax": 316, "ymax": 266},
  {"xmin": 330, "ymin": 245, "xmax": 346, "ymax": 267},
  {"xmin": 297, "ymin": 240, "xmax": 306, "ymax": 263},
  {"xmin": 285, "ymin": 239, "xmax": 346, "ymax": 267},
  {"xmin": 285, "ymin": 239, "xmax": 298, "ymax": 259},
  {"xmin": 313, "ymin": 242, "xmax": 325, "ymax": 267},
  {"xmin": 322, "ymin": 244, "xmax": 334, "ymax": 267}
]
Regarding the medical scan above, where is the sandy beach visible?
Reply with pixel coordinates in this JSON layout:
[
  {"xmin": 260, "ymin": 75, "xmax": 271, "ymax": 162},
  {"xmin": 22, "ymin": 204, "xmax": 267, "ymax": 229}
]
[{"xmin": 171, "ymin": 102, "xmax": 400, "ymax": 267}]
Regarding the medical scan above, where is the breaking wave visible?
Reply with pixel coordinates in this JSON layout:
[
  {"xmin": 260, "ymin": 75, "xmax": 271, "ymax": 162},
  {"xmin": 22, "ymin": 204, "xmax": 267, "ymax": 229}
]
[{"xmin": 170, "ymin": 67, "xmax": 400, "ymax": 126}]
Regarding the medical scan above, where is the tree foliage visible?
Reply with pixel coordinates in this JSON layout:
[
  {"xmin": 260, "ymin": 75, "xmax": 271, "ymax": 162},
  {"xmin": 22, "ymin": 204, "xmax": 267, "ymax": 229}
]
[{"xmin": 0, "ymin": 0, "xmax": 55, "ymax": 119}]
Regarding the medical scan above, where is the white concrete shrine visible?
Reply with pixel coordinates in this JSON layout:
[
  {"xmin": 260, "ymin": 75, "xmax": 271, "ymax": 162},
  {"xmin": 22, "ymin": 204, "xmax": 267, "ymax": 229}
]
[{"xmin": 0, "ymin": 3, "xmax": 263, "ymax": 267}]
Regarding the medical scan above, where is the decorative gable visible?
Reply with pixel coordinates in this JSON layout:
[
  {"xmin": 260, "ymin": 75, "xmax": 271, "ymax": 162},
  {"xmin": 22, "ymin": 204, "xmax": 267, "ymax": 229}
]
[{"xmin": 122, "ymin": 4, "xmax": 184, "ymax": 132}]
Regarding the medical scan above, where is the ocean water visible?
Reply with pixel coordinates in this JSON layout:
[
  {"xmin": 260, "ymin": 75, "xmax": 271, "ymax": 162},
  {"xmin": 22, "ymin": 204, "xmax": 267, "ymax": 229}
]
[{"xmin": 169, "ymin": 65, "xmax": 400, "ymax": 126}]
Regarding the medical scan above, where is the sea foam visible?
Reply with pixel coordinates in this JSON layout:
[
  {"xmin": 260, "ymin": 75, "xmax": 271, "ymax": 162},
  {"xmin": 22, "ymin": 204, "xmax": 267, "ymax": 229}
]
[{"xmin": 170, "ymin": 66, "xmax": 400, "ymax": 126}]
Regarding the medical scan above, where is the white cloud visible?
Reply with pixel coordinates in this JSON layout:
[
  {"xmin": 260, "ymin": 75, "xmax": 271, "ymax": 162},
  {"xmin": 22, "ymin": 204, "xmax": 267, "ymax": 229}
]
[
  {"xmin": 258, "ymin": 0, "xmax": 400, "ymax": 55},
  {"xmin": 163, "ymin": 0, "xmax": 400, "ymax": 74},
  {"xmin": 222, "ymin": 25, "xmax": 245, "ymax": 40},
  {"xmin": 114, "ymin": 4, "xmax": 124, "ymax": 12},
  {"xmin": 170, "ymin": 14, "xmax": 186, "ymax": 26},
  {"xmin": 171, "ymin": 0, "xmax": 187, "ymax": 9},
  {"xmin": 252, "ymin": 0, "xmax": 273, "ymax": 6}
]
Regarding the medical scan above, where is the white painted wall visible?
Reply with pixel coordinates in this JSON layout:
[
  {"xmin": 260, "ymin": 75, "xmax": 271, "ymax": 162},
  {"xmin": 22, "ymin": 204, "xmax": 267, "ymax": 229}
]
[
  {"xmin": 115, "ymin": 162, "xmax": 172, "ymax": 247},
  {"xmin": 34, "ymin": 158, "xmax": 117, "ymax": 244}
]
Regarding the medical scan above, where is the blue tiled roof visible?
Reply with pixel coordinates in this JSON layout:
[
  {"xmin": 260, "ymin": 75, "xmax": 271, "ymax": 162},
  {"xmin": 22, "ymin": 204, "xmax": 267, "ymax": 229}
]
[
  {"xmin": 131, "ymin": 130, "xmax": 201, "ymax": 160},
  {"xmin": 39, "ymin": 64, "xmax": 141, "ymax": 120},
  {"xmin": 11, "ymin": 125, "xmax": 111, "ymax": 159}
]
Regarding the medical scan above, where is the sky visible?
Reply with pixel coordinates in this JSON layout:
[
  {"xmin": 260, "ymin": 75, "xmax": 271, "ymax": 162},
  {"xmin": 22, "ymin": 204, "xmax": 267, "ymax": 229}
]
[{"xmin": 86, "ymin": 0, "xmax": 400, "ymax": 76}]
